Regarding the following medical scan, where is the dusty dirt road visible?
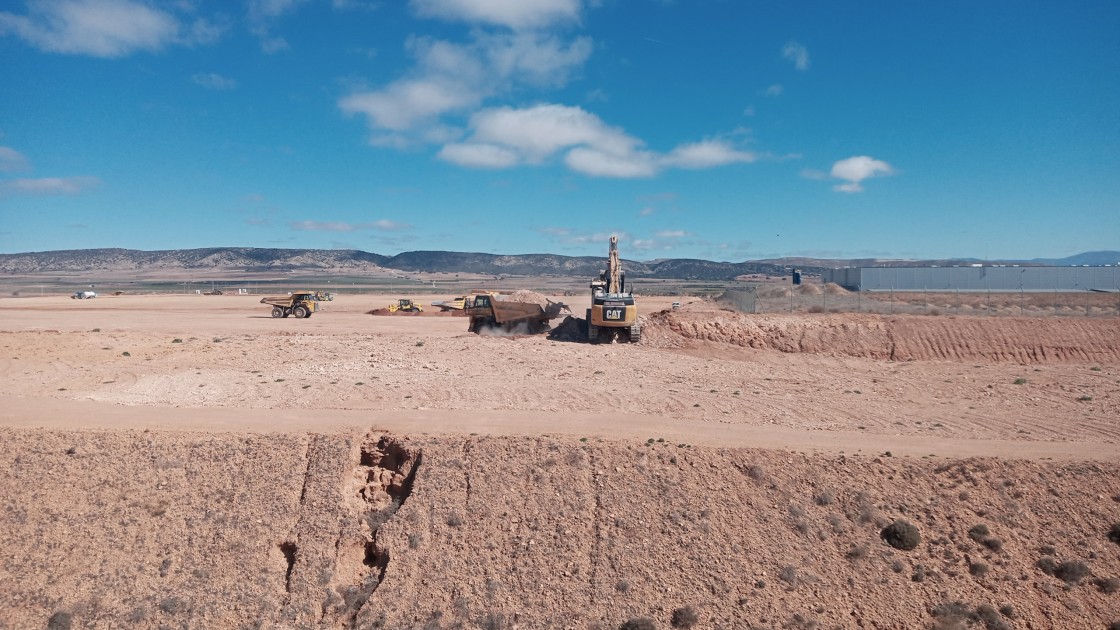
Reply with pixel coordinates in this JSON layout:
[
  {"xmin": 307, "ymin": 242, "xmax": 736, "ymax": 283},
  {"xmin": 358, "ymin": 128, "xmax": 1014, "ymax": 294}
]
[{"xmin": 0, "ymin": 293, "xmax": 1118, "ymax": 629}]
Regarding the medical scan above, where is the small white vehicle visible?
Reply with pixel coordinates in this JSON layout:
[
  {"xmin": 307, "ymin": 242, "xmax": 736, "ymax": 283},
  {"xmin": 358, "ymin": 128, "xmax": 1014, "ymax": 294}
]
[{"xmin": 71, "ymin": 291, "xmax": 97, "ymax": 299}]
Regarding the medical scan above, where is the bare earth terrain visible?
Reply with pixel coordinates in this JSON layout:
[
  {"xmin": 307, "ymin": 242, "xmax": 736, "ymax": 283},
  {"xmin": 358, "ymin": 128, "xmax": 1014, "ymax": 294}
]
[{"xmin": 0, "ymin": 293, "xmax": 1118, "ymax": 629}]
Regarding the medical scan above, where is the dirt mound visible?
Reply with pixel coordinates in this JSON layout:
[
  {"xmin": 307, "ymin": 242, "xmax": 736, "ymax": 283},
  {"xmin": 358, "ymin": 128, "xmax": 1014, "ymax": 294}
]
[
  {"xmin": 503, "ymin": 289, "xmax": 549, "ymax": 306},
  {"xmin": 797, "ymin": 283, "xmax": 823, "ymax": 295},
  {"xmin": 548, "ymin": 315, "xmax": 587, "ymax": 342},
  {"xmin": 823, "ymin": 282, "xmax": 849, "ymax": 295},
  {"xmin": 641, "ymin": 310, "xmax": 1120, "ymax": 364}
]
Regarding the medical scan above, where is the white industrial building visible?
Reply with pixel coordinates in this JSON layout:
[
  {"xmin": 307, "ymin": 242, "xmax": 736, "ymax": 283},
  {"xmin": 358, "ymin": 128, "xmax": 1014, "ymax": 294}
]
[{"xmin": 822, "ymin": 266, "xmax": 1119, "ymax": 292}]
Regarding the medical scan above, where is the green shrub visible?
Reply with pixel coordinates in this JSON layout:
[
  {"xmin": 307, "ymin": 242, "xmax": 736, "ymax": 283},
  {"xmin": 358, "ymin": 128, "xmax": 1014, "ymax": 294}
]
[
  {"xmin": 881, "ymin": 520, "xmax": 921, "ymax": 550},
  {"xmin": 670, "ymin": 606, "xmax": 698, "ymax": 629}
]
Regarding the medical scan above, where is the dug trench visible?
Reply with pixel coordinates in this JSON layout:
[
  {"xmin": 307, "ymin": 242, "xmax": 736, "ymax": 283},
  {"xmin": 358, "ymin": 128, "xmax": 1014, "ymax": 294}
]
[{"xmin": 2, "ymin": 429, "xmax": 1119, "ymax": 629}]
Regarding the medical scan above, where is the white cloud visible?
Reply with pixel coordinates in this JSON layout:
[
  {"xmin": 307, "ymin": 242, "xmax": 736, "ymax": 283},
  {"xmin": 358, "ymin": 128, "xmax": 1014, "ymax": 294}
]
[
  {"xmin": 0, "ymin": 0, "xmax": 222, "ymax": 57},
  {"xmin": 763, "ymin": 84, "xmax": 783, "ymax": 97},
  {"xmin": 0, "ymin": 176, "xmax": 99, "ymax": 195},
  {"xmin": 340, "ymin": 32, "xmax": 590, "ymax": 141},
  {"xmin": 372, "ymin": 219, "xmax": 412, "ymax": 231},
  {"xmin": 565, "ymin": 146, "xmax": 656, "ymax": 178},
  {"xmin": 829, "ymin": 155, "xmax": 894, "ymax": 193},
  {"xmin": 469, "ymin": 104, "xmax": 640, "ymax": 163},
  {"xmin": 638, "ymin": 207, "xmax": 654, "ymax": 217},
  {"xmin": 438, "ymin": 142, "xmax": 520, "ymax": 169},
  {"xmin": 411, "ymin": 0, "xmax": 582, "ymax": 29},
  {"xmin": 440, "ymin": 104, "xmax": 757, "ymax": 178},
  {"xmin": 341, "ymin": 78, "xmax": 481, "ymax": 133},
  {"xmin": 192, "ymin": 72, "xmax": 236, "ymax": 90},
  {"xmin": 289, "ymin": 219, "xmax": 413, "ymax": 232},
  {"xmin": 782, "ymin": 41, "xmax": 809, "ymax": 70},
  {"xmin": 661, "ymin": 140, "xmax": 755, "ymax": 169},
  {"xmin": 655, "ymin": 229, "xmax": 688, "ymax": 238},
  {"xmin": 742, "ymin": 104, "xmax": 755, "ymax": 117},
  {"xmin": 0, "ymin": 147, "xmax": 29, "ymax": 172}
]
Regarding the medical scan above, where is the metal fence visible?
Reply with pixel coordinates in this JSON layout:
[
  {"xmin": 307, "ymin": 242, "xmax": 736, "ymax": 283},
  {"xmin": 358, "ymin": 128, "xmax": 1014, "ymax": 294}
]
[{"xmin": 717, "ymin": 289, "xmax": 758, "ymax": 314}]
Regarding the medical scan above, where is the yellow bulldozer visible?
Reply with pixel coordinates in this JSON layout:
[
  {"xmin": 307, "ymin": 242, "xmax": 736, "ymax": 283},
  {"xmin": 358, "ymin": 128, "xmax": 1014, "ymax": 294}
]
[
  {"xmin": 388, "ymin": 298, "xmax": 423, "ymax": 313},
  {"xmin": 586, "ymin": 236, "xmax": 639, "ymax": 343}
]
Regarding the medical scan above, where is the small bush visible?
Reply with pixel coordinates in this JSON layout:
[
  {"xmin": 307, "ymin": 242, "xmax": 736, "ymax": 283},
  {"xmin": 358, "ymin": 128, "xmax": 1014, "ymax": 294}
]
[
  {"xmin": 1039, "ymin": 557, "xmax": 1091, "ymax": 585},
  {"xmin": 881, "ymin": 519, "xmax": 921, "ymax": 551},
  {"xmin": 1013, "ymin": 377, "xmax": 1027, "ymax": 385},
  {"xmin": 121, "ymin": 351, "xmax": 131, "ymax": 357},
  {"xmin": 1095, "ymin": 576, "xmax": 1120, "ymax": 594},
  {"xmin": 779, "ymin": 565, "xmax": 798, "ymax": 585},
  {"xmin": 968, "ymin": 524, "xmax": 990, "ymax": 541},
  {"xmin": 619, "ymin": 618, "xmax": 655, "ymax": 630},
  {"xmin": 982, "ymin": 537, "xmax": 1004, "ymax": 552},
  {"xmin": 47, "ymin": 612, "xmax": 72, "ymax": 630},
  {"xmin": 415, "ymin": 341, "xmax": 425, "ymax": 347},
  {"xmin": 1108, "ymin": 523, "xmax": 1120, "ymax": 545},
  {"xmin": 615, "ymin": 580, "xmax": 630, "ymax": 593},
  {"xmin": 814, "ymin": 490, "xmax": 834, "ymax": 506},
  {"xmin": 998, "ymin": 604, "xmax": 1015, "ymax": 618},
  {"xmin": 969, "ymin": 562, "xmax": 989, "ymax": 577},
  {"xmin": 172, "ymin": 338, "xmax": 182, "ymax": 343},
  {"xmin": 446, "ymin": 513, "xmax": 463, "ymax": 527},
  {"xmin": 670, "ymin": 606, "xmax": 698, "ymax": 629},
  {"xmin": 845, "ymin": 545, "xmax": 869, "ymax": 561}
]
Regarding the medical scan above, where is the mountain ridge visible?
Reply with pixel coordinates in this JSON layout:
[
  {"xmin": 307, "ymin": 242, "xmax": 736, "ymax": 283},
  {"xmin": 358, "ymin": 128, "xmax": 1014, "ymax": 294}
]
[{"xmin": 1, "ymin": 248, "xmax": 1115, "ymax": 281}]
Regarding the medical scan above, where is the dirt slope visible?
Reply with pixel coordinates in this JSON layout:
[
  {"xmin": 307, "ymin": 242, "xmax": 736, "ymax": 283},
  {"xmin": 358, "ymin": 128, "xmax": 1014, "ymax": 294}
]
[
  {"xmin": 641, "ymin": 308, "xmax": 1120, "ymax": 364},
  {"xmin": 2, "ymin": 429, "xmax": 1118, "ymax": 629}
]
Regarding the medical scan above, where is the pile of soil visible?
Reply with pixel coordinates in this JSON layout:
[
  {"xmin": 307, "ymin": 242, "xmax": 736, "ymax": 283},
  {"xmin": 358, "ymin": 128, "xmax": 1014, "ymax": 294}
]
[
  {"xmin": 547, "ymin": 315, "xmax": 587, "ymax": 342},
  {"xmin": 503, "ymin": 289, "xmax": 550, "ymax": 305}
]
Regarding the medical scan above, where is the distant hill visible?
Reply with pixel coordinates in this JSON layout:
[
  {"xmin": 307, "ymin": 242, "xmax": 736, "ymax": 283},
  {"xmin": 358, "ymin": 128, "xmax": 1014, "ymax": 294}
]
[
  {"xmin": 1030, "ymin": 251, "xmax": 1120, "ymax": 266},
  {"xmin": 0, "ymin": 247, "xmax": 1113, "ymax": 280},
  {"xmin": 0, "ymin": 248, "xmax": 796, "ymax": 281}
]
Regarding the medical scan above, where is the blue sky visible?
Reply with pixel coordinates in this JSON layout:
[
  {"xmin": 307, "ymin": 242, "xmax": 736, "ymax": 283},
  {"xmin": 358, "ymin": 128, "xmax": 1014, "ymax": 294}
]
[{"xmin": 1, "ymin": 0, "xmax": 1117, "ymax": 261}]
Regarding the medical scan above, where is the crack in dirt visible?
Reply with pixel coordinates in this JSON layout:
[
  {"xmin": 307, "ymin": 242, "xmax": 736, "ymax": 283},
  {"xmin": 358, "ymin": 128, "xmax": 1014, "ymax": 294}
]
[
  {"xmin": 319, "ymin": 433, "xmax": 420, "ymax": 629},
  {"xmin": 588, "ymin": 450, "xmax": 603, "ymax": 600}
]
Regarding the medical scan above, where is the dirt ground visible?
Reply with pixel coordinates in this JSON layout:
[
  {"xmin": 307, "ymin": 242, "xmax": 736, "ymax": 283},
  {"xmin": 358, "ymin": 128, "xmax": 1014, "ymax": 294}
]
[{"xmin": 0, "ymin": 293, "xmax": 1118, "ymax": 629}]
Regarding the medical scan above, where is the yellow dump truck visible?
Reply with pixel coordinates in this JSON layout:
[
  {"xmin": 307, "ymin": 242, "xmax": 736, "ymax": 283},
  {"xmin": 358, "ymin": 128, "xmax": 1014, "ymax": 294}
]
[
  {"xmin": 260, "ymin": 293, "xmax": 319, "ymax": 318},
  {"xmin": 459, "ymin": 293, "xmax": 564, "ymax": 335}
]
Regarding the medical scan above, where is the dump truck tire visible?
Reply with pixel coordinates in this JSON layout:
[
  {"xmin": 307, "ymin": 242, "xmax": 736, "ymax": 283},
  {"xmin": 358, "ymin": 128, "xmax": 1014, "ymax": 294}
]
[
  {"xmin": 293, "ymin": 306, "xmax": 309, "ymax": 319},
  {"xmin": 271, "ymin": 307, "xmax": 283, "ymax": 318}
]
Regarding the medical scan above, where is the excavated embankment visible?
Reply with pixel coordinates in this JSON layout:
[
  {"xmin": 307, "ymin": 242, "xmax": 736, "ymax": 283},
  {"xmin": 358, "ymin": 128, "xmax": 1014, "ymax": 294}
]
[
  {"xmin": 640, "ymin": 310, "xmax": 1120, "ymax": 364},
  {"xmin": 2, "ymin": 429, "xmax": 1118, "ymax": 629}
]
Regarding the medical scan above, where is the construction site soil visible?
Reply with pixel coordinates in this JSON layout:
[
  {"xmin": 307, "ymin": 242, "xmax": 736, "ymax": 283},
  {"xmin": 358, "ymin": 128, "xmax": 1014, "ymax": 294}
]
[{"xmin": 0, "ymin": 294, "xmax": 1117, "ymax": 629}]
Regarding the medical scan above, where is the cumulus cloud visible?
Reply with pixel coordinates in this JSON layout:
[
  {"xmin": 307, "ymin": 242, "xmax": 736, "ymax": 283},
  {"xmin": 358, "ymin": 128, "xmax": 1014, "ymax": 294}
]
[
  {"xmin": 0, "ymin": 0, "xmax": 223, "ymax": 57},
  {"xmin": 0, "ymin": 176, "xmax": 100, "ymax": 195},
  {"xmin": 0, "ymin": 147, "xmax": 29, "ymax": 172},
  {"xmin": 341, "ymin": 32, "xmax": 590, "ymax": 142},
  {"xmin": 411, "ymin": 0, "xmax": 582, "ymax": 29},
  {"xmin": 662, "ymin": 140, "xmax": 756, "ymax": 169},
  {"xmin": 829, "ymin": 155, "xmax": 894, "ymax": 192},
  {"xmin": 782, "ymin": 41, "xmax": 809, "ymax": 70},
  {"xmin": 655, "ymin": 229, "xmax": 688, "ymax": 238},
  {"xmin": 763, "ymin": 84, "xmax": 783, "ymax": 97},
  {"xmin": 440, "ymin": 104, "xmax": 758, "ymax": 178},
  {"xmin": 192, "ymin": 72, "xmax": 236, "ymax": 90}
]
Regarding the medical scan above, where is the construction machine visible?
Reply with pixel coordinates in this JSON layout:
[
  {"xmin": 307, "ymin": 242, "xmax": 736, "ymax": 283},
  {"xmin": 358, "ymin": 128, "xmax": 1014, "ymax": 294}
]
[
  {"xmin": 388, "ymin": 298, "xmax": 423, "ymax": 313},
  {"xmin": 260, "ymin": 292, "xmax": 319, "ymax": 318},
  {"xmin": 459, "ymin": 292, "xmax": 565, "ymax": 335},
  {"xmin": 587, "ymin": 236, "xmax": 640, "ymax": 344}
]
